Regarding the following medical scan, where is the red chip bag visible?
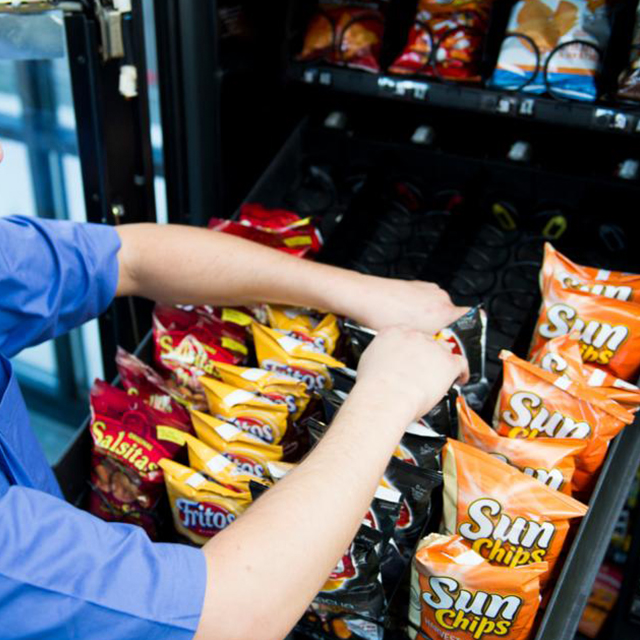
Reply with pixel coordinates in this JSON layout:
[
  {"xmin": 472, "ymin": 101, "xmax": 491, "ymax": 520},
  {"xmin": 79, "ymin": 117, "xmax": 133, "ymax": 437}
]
[
  {"xmin": 496, "ymin": 351, "xmax": 634, "ymax": 493},
  {"xmin": 541, "ymin": 243, "xmax": 640, "ymax": 303},
  {"xmin": 390, "ymin": 0, "xmax": 494, "ymax": 81},
  {"xmin": 530, "ymin": 276, "xmax": 640, "ymax": 381},
  {"xmin": 297, "ymin": 1, "xmax": 388, "ymax": 73},
  {"xmin": 88, "ymin": 380, "xmax": 190, "ymax": 538}
]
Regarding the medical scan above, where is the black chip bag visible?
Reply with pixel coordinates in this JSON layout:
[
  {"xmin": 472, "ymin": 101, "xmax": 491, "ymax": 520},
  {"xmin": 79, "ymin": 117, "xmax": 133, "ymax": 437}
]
[
  {"xmin": 365, "ymin": 485, "xmax": 402, "ymax": 542},
  {"xmin": 329, "ymin": 365, "xmax": 357, "ymax": 393}
]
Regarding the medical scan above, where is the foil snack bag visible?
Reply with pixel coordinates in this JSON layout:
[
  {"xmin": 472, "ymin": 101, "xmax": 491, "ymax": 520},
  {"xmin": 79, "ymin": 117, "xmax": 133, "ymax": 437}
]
[
  {"xmin": 457, "ymin": 396, "xmax": 584, "ymax": 494},
  {"xmin": 496, "ymin": 350, "xmax": 633, "ymax": 493},
  {"xmin": 409, "ymin": 533, "xmax": 547, "ymax": 640},
  {"xmin": 159, "ymin": 458, "xmax": 251, "ymax": 545},
  {"xmin": 266, "ymin": 305, "xmax": 340, "ymax": 355},
  {"xmin": 441, "ymin": 439, "xmax": 588, "ymax": 583}
]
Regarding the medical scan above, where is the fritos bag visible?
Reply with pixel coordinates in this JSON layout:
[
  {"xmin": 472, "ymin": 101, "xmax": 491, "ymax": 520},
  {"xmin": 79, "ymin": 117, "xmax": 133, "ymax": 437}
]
[
  {"xmin": 297, "ymin": 0, "xmax": 389, "ymax": 73},
  {"xmin": 159, "ymin": 459, "xmax": 251, "ymax": 545},
  {"xmin": 530, "ymin": 276, "xmax": 640, "ymax": 381},
  {"xmin": 541, "ymin": 243, "xmax": 640, "ymax": 302},
  {"xmin": 199, "ymin": 376, "xmax": 289, "ymax": 445},
  {"xmin": 213, "ymin": 360, "xmax": 310, "ymax": 419},
  {"xmin": 88, "ymin": 380, "xmax": 190, "ymax": 538},
  {"xmin": 409, "ymin": 533, "xmax": 547, "ymax": 640},
  {"xmin": 457, "ymin": 396, "xmax": 584, "ymax": 494},
  {"xmin": 115, "ymin": 347, "xmax": 192, "ymax": 429},
  {"xmin": 390, "ymin": 0, "xmax": 494, "ymax": 81},
  {"xmin": 441, "ymin": 439, "xmax": 587, "ymax": 583},
  {"xmin": 266, "ymin": 305, "xmax": 340, "ymax": 355},
  {"xmin": 191, "ymin": 409, "xmax": 283, "ymax": 479},
  {"xmin": 152, "ymin": 304, "xmax": 247, "ymax": 404},
  {"xmin": 534, "ymin": 334, "xmax": 640, "ymax": 410},
  {"xmin": 253, "ymin": 322, "xmax": 345, "ymax": 393},
  {"xmin": 496, "ymin": 350, "xmax": 633, "ymax": 492}
]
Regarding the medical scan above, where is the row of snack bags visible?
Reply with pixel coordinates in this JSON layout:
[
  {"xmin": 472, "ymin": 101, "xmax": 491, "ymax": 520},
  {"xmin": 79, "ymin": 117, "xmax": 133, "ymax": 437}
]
[
  {"xmin": 409, "ymin": 244, "xmax": 640, "ymax": 640},
  {"xmin": 299, "ymin": 0, "xmax": 633, "ymax": 102}
]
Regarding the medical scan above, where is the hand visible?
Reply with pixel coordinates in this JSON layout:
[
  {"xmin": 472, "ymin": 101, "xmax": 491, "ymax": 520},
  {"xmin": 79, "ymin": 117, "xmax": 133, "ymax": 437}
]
[
  {"xmin": 351, "ymin": 276, "xmax": 468, "ymax": 335},
  {"xmin": 354, "ymin": 325, "xmax": 469, "ymax": 422}
]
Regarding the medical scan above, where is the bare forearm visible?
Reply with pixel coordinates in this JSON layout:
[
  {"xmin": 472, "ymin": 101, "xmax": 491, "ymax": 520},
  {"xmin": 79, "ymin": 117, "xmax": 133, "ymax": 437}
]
[{"xmin": 195, "ymin": 382, "xmax": 413, "ymax": 640}]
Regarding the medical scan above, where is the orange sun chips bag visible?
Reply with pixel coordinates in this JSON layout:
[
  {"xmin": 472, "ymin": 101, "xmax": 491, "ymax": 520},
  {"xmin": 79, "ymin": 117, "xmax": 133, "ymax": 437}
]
[
  {"xmin": 441, "ymin": 439, "xmax": 587, "ymax": 584},
  {"xmin": 529, "ymin": 276, "xmax": 640, "ymax": 381},
  {"xmin": 534, "ymin": 334, "xmax": 640, "ymax": 411},
  {"xmin": 457, "ymin": 396, "xmax": 585, "ymax": 495},
  {"xmin": 409, "ymin": 534, "xmax": 547, "ymax": 640},
  {"xmin": 541, "ymin": 243, "xmax": 640, "ymax": 303},
  {"xmin": 496, "ymin": 351, "xmax": 634, "ymax": 493}
]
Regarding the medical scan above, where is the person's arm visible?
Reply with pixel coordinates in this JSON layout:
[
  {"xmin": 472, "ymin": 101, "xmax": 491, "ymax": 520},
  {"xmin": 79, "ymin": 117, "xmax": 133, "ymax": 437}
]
[
  {"xmin": 194, "ymin": 327, "xmax": 467, "ymax": 640},
  {"xmin": 116, "ymin": 224, "xmax": 464, "ymax": 334}
]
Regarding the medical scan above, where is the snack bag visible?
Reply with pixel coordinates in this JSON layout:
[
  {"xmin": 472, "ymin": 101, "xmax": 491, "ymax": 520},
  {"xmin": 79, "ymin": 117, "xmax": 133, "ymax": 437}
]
[
  {"xmin": 530, "ymin": 276, "xmax": 640, "ymax": 381},
  {"xmin": 152, "ymin": 304, "xmax": 247, "ymax": 404},
  {"xmin": 541, "ymin": 243, "xmax": 640, "ymax": 302},
  {"xmin": 390, "ymin": 0, "xmax": 494, "ymax": 81},
  {"xmin": 496, "ymin": 350, "xmax": 633, "ymax": 492},
  {"xmin": 365, "ymin": 485, "xmax": 403, "ymax": 542},
  {"xmin": 191, "ymin": 409, "xmax": 283, "ymax": 479},
  {"xmin": 618, "ymin": 4, "xmax": 640, "ymax": 101},
  {"xmin": 253, "ymin": 322, "xmax": 345, "ymax": 393},
  {"xmin": 457, "ymin": 396, "xmax": 584, "ymax": 494},
  {"xmin": 266, "ymin": 305, "xmax": 340, "ymax": 355},
  {"xmin": 199, "ymin": 376, "xmax": 289, "ymax": 445},
  {"xmin": 297, "ymin": 1, "xmax": 389, "ymax": 73},
  {"xmin": 88, "ymin": 381, "xmax": 190, "ymax": 538},
  {"xmin": 115, "ymin": 347, "xmax": 192, "ymax": 429},
  {"xmin": 213, "ymin": 360, "xmax": 310, "ymax": 419},
  {"xmin": 441, "ymin": 439, "xmax": 587, "ymax": 582},
  {"xmin": 159, "ymin": 459, "xmax": 251, "ymax": 545},
  {"xmin": 409, "ymin": 533, "xmax": 547, "ymax": 640},
  {"xmin": 489, "ymin": 0, "xmax": 610, "ymax": 101},
  {"xmin": 534, "ymin": 334, "xmax": 640, "ymax": 410}
]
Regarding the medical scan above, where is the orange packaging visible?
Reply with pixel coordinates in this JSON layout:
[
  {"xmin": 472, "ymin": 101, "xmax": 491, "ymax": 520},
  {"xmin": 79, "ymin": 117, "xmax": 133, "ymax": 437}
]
[
  {"xmin": 496, "ymin": 350, "xmax": 634, "ymax": 493},
  {"xmin": 266, "ymin": 305, "xmax": 340, "ymax": 356},
  {"xmin": 457, "ymin": 396, "xmax": 585, "ymax": 495},
  {"xmin": 541, "ymin": 243, "xmax": 640, "ymax": 303},
  {"xmin": 253, "ymin": 322, "xmax": 345, "ymax": 393},
  {"xmin": 441, "ymin": 439, "xmax": 587, "ymax": 584},
  {"xmin": 199, "ymin": 376, "xmax": 289, "ymax": 445},
  {"xmin": 529, "ymin": 276, "xmax": 640, "ymax": 381},
  {"xmin": 409, "ymin": 533, "xmax": 547, "ymax": 640},
  {"xmin": 190, "ymin": 409, "xmax": 283, "ymax": 479},
  {"xmin": 213, "ymin": 360, "xmax": 310, "ymax": 420},
  {"xmin": 159, "ymin": 458, "xmax": 251, "ymax": 545},
  {"xmin": 534, "ymin": 334, "xmax": 640, "ymax": 411}
]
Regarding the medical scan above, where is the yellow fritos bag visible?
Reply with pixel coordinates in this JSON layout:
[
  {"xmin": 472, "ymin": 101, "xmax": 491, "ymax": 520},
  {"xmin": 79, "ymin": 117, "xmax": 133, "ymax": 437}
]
[
  {"xmin": 159, "ymin": 458, "xmax": 251, "ymax": 545},
  {"xmin": 266, "ymin": 305, "xmax": 340, "ymax": 355},
  {"xmin": 213, "ymin": 360, "xmax": 310, "ymax": 419},
  {"xmin": 199, "ymin": 376, "xmax": 289, "ymax": 445},
  {"xmin": 253, "ymin": 322, "xmax": 345, "ymax": 393},
  {"xmin": 191, "ymin": 410, "xmax": 283, "ymax": 479}
]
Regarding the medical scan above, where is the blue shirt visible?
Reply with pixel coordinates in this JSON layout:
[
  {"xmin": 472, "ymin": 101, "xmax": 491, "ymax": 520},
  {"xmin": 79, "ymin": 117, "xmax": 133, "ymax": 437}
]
[{"xmin": 0, "ymin": 216, "xmax": 206, "ymax": 639}]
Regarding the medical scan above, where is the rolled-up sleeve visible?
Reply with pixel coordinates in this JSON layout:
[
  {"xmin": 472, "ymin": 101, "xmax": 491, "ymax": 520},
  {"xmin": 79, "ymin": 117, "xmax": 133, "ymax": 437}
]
[
  {"xmin": 0, "ymin": 215, "xmax": 120, "ymax": 357},
  {"xmin": 0, "ymin": 486, "xmax": 206, "ymax": 639}
]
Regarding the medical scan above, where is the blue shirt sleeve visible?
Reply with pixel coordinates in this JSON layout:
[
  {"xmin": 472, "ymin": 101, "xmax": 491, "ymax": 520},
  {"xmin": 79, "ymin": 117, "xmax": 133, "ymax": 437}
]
[
  {"xmin": 0, "ymin": 215, "xmax": 121, "ymax": 358},
  {"xmin": 0, "ymin": 486, "xmax": 206, "ymax": 639}
]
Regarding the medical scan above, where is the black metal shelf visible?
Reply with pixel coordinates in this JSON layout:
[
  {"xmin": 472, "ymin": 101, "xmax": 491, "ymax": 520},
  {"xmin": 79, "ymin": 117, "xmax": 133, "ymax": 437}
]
[{"xmin": 289, "ymin": 62, "xmax": 640, "ymax": 136}]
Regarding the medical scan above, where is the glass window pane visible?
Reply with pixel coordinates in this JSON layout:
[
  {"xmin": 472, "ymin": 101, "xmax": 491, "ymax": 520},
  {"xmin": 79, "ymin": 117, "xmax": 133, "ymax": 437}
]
[{"xmin": 0, "ymin": 139, "xmax": 36, "ymax": 217}]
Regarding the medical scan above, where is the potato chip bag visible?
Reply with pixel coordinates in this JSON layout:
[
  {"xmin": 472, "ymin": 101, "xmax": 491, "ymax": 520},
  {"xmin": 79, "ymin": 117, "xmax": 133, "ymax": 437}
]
[
  {"xmin": 457, "ymin": 396, "xmax": 584, "ymax": 494},
  {"xmin": 409, "ymin": 533, "xmax": 547, "ymax": 640},
  {"xmin": 441, "ymin": 439, "xmax": 587, "ymax": 583},
  {"xmin": 496, "ymin": 350, "xmax": 633, "ymax": 492},
  {"xmin": 199, "ymin": 376, "xmax": 289, "ymax": 445},
  {"xmin": 213, "ymin": 360, "xmax": 310, "ymax": 420},
  {"xmin": 541, "ymin": 244, "xmax": 640, "ymax": 303},
  {"xmin": 266, "ymin": 305, "xmax": 340, "ymax": 355},
  {"xmin": 534, "ymin": 334, "xmax": 640, "ymax": 410},
  {"xmin": 530, "ymin": 276, "xmax": 640, "ymax": 381},
  {"xmin": 159, "ymin": 459, "xmax": 251, "ymax": 545},
  {"xmin": 253, "ymin": 322, "xmax": 345, "ymax": 393},
  {"xmin": 190, "ymin": 409, "xmax": 283, "ymax": 479}
]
